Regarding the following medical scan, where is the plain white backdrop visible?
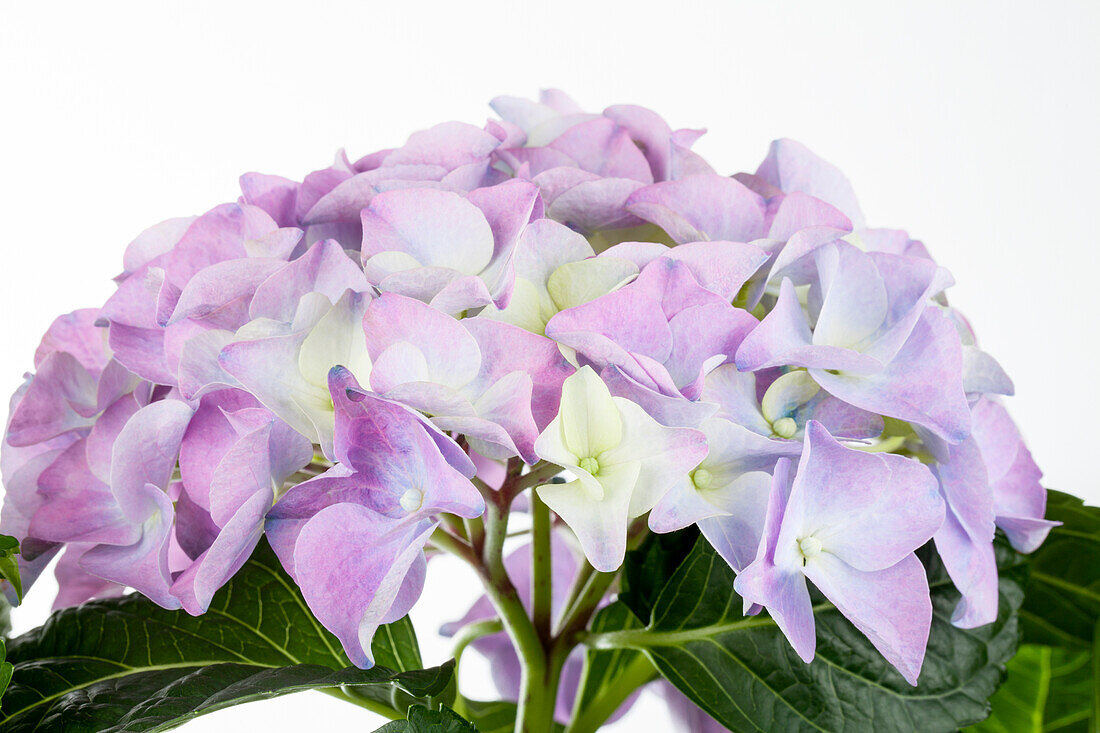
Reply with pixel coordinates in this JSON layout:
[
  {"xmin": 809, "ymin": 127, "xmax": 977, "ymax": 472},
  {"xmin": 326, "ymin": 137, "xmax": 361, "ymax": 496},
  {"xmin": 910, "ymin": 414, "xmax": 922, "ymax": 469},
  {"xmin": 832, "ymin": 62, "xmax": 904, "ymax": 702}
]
[{"xmin": 2, "ymin": 1, "xmax": 1098, "ymax": 730}]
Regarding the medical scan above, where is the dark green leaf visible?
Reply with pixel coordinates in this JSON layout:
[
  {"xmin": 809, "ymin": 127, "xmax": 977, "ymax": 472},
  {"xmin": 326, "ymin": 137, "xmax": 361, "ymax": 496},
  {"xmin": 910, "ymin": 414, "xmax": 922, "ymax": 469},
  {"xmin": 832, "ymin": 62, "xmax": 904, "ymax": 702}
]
[
  {"xmin": 354, "ymin": 627, "xmax": 452, "ymax": 714},
  {"xmin": 0, "ymin": 540, "xmax": 452, "ymax": 731},
  {"xmin": 970, "ymin": 490, "xmax": 1100, "ymax": 732},
  {"xmin": 374, "ymin": 704, "xmax": 478, "ymax": 732},
  {"xmin": 1019, "ymin": 491, "xmax": 1100, "ymax": 649},
  {"xmin": 601, "ymin": 536, "xmax": 1025, "ymax": 733},
  {"xmin": 14, "ymin": 662, "xmax": 434, "ymax": 733},
  {"xmin": 618, "ymin": 527, "xmax": 697, "ymax": 622},
  {"xmin": 0, "ymin": 537, "xmax": 21, "ymax": 603},
  {"xmin": 388, "ymin": 659, "xmax": 454, "ymax": 700},
  {"xmin": 372, "ymin": 615, "xmax": 424, "ymax": 673}
]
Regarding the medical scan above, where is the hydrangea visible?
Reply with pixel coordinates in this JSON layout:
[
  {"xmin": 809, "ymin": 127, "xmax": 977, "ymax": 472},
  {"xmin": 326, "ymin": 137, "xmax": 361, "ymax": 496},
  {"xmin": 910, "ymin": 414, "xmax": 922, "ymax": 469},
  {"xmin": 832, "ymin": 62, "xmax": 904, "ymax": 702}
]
[{"xmin": 1, "ymin": 90, "xmax": 1056, "ymax": 729}]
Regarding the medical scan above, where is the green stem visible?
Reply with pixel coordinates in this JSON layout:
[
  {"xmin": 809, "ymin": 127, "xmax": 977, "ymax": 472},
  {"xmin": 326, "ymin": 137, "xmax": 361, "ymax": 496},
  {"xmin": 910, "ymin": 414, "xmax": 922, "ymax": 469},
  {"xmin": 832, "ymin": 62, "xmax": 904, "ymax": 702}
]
[
  {"xmin": 464, "ymin": 515, "xmax": 486, "ymax": 554},
  {"xmin": 448, "ymin": 617, "xmax": 504, "ymax": 719},
  {"xmin": 451, "ymin": 617, "xmax": 504, "ymax": 667},
  {"xmin": 555, "ymin": 562, "xmax": 596, "ymax": 635},
  {"xmin": 480, "ymin": 489, "xmax": 551, "ymax": 733},
  {"xmin": 510, "ymin": 461, "xmax": 563, "ymax": 498},
  {"xmin": 531, "ymin": 492, "xmax": 553, "ymax": 641},
  {"xmin": 428, "ymin": 527, "xmax": 478, "ymax": 566},
  {"xmin": 440, "ymin": 512, "xmax": 469, "ymax": 541}
]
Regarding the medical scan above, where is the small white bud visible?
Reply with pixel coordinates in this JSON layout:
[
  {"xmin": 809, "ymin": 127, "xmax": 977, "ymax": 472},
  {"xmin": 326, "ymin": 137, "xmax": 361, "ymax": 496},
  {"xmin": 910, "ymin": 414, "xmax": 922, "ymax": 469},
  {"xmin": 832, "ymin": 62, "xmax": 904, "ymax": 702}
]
[
  {"xmin": 692, "ymin": 468, "xmax": 714, "ymax": 490},
  {"xmin": 399, "ymin": 488, "xmax": 424, "ymax": 513},
  {"xmin": 798, "ymin": 536, "xmax": 823, "ymax": 559},
  {"xmin": 773, "ymin": 417, "xmax": 798, "ymax": 439},
  {"xmin": 578, "ymin": 456, "xmax": 600, "ymax": 476}
]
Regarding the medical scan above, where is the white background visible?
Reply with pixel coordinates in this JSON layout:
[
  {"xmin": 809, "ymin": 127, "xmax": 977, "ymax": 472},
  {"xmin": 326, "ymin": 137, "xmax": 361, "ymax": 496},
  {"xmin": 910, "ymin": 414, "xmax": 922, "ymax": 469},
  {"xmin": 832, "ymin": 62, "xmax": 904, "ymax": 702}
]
[{"xmin": 2, "ymin": 1, "xmax": 1098, "ymax": 730}]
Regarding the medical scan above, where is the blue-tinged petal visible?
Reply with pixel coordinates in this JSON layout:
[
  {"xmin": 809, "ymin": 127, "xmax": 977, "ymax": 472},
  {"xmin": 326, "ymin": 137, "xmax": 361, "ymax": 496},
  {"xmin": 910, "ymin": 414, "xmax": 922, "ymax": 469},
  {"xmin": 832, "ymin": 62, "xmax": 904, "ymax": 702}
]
[
  {"xmin": 803, "ymin": 553, "xmax": 931, "ymax": 685},
  {"xmin": 811, "ymin": 307, "xmax": 970, "ymax": 443}
]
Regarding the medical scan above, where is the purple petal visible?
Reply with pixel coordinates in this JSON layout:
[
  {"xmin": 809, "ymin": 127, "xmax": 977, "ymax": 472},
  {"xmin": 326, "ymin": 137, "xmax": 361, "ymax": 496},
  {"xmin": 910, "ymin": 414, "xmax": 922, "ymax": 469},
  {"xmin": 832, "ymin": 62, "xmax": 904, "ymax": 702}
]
[
  {"xmin": 364, "ymin": 293, "xmax": 481, "ymax": 392},
  {"xmin": 790, "ymin": 422, "xmax": 943, "ymax": 572},
  {"xmin": 548, "ymin": 117, "xmax": 653, "ymax": 182},
  {"xmin": 803, "ymin": 553, "xmax": 931, "ymax": 685},
  {"xmin": 766, "ymin": 192, "xmax": 853, "ymax": 241},
  {"xmin": 171, "ymin": 489, "xmax": 270, "ymax": 614},
  {"xmin": 931, "ymin": 436, "xmax": 998, "ymax": 627},
  {"xmin": 600, "ymin": 240, "xmax": 768, "ymax": 302},
  {"xmin": 52, "ymin": 544, "xmax": 125, "ymax": 610},
  {"xmin": 546, "ymin": 177, "xmax": 647, "ymax": 232},
  {"xmin": 6, "ymin": 352, "xmax": 98, "ymax": 447},
  {"xmin": 239, "ymin": 173, "xmax": 299, "ymax": 228},
  {"xmin": 970, "ymin": 399, "xmax": 1055, "ymax": 552},
  {"xmin": 34, "ymin": 309, "xmax": 111, "ymax": 373},
  {"xmin": 302, "ymin": 165, "xmax": 448, "ymax": 225},
  {"xmin": 79, "ymin": 484, "xmax": 179, "ymax": 609},
  {"xmin": 121, "ymin": 217, "xmax": 196, "ymax": 276},
  {"xmin": 755, "ymin": 139, "xmax": 865, "ymax": 229},
  {"xmin": 811, "ymin": 308, "xmax": 970, "ymax": 443},
  {"xmin": 626, "ymin": 174, "xmax": 766, "ymax": 243},
  {"xmin": 292, "ymin": 505, "xmax": 435, "ymax": 668},
  {"xmin": 167, "ymin": 258, "xmax": 285, "ymax": 327},
  {"xmin": 110, "ymin": 399, "xmax": 194, "ymax": 522},
  {"xmin": 382, "ymin": 121, "xmax": 501, "ymax": 171}
]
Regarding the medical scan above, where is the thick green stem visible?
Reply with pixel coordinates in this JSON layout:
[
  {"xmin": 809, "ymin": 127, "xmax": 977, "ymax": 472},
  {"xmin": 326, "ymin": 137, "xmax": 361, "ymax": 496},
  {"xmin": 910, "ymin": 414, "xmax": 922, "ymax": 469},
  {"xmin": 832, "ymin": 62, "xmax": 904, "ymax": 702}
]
[
  {"xmin": 531, "ymin": 492, "xmax": 553, "ymax": 641},
  {"xmin": 445, "ymin": 459, "xmax": 584, "ymax": 733},
  {"xmin": 480, "ymin": 488, "xmax": 552, "ymax": 733}
]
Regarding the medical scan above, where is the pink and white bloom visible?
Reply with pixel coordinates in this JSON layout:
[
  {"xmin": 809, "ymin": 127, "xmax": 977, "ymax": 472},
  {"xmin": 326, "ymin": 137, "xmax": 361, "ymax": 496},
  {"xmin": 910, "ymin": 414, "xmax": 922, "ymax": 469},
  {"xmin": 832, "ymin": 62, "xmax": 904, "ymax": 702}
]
[
  {"xmin": 364, "ymin": 293, "xmax": 573, "ymax": 463},
  {"xmin": 360, "ymin": 180, "xmax": 540, "ymax": 315},
  {"xmin": 546, "ymin": 257, "xmax": 758, "ymax": 427},
  {"xmin": 533, "ymin": 366, "xmax": 706, "ymax": 571}
]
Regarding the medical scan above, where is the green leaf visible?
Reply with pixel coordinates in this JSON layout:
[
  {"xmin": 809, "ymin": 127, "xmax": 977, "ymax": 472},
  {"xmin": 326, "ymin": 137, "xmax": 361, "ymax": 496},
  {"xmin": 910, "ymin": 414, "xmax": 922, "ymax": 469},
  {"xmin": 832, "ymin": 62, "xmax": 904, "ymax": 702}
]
[
  {"xmin": 372, "ymin": 615, "xmax": 424, "ymax": 673},
  {"xmin": 354, "ymin": 621, "xmax": 454, "ymax": 714},
  {"xmin": 459, "ymin": 699, "xmax": 520, "ymax": 733},
  {"xmin": 0, "ymin": 537, "xmax": 22, "ymax": 603},
  {"xmin": 374, "ymin": 704, "xmax": 478, "ymax": 732},
  {"xmin": 618, "ymin": 527, "xmax": 698, "ymax": 623},
  {"xmin": 969, "ymin": 490, "xmax": 1100, "ymax": 732},
  {"xmin": 0, "ymin": 638, "xmax": 12, "ymax": 704},
  {"xmin": 0, "ymin": 540, "xmax": 452, "ymax": 731},
  {"xmin": 969, "ymin": 644, "xmax": 1095, "ymax": 733},
  {"xmin": 597, "ymin": 537, "xmax": 1026, "ymax": 733},
  {"xmin": 0, "ymin": 597, "xmax": 11, "ymax": 640},
  {"xmin": 1019, "ymin": 491, "xmax": 1100, "ymax": 649}
]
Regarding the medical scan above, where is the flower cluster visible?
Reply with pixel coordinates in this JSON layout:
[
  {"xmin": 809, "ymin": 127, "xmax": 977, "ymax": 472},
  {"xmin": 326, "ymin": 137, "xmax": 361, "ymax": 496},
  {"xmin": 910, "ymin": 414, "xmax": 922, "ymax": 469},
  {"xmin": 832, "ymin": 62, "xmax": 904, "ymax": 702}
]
[{"xmin": 1, "ymin": 90, "xmax": 1055, "ymax": 694}]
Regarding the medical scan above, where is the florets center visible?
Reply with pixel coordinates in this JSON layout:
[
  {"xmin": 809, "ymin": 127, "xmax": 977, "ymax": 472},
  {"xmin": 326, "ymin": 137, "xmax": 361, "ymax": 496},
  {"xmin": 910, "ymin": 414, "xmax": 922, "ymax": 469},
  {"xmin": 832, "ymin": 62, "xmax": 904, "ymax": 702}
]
[
  {"xmin": 773, "ymin": 417, "xmax": 798, "ymax": 439},
  {"xmin": 798, "ymin": 536, "xmax": 823, "ymax": 559},
  {"xmin": 578, "ymin": 456, "xmax": 600, "ymax": 476},
  {"xmin": 400, "ymin": 488, "xmax": 424, "ymax": 513}
]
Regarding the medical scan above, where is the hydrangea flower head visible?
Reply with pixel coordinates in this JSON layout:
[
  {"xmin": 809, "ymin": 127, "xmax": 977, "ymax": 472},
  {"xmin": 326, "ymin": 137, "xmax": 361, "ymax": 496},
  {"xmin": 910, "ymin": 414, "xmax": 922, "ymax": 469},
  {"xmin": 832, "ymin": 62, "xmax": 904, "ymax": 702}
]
[{"xmin": 0, "ymin": 91, "xmax": 1052, "ymax": 705}]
